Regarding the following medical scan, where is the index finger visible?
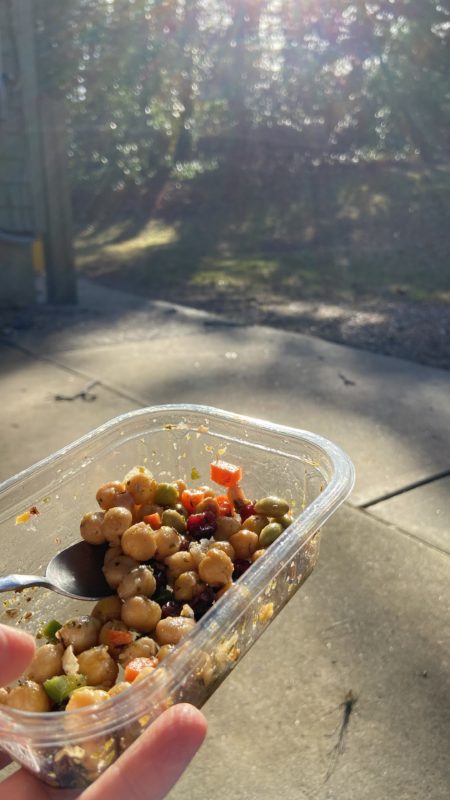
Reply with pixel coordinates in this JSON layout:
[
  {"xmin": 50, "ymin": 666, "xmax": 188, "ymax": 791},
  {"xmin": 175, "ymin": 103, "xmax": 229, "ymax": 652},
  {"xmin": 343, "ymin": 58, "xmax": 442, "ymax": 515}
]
[{"xmin": 0, "ymin": 624, "xmax": 35, "ymax": 687}]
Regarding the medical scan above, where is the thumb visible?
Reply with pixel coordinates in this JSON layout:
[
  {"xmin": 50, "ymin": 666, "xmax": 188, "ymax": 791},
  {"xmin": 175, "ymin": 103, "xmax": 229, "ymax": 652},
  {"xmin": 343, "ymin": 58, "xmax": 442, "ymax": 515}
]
[
  {"xmin": 83, "ymin": 703, "xmax": 207, "ymax": 800},
  {"xmin": 0, "ymin": 624, "xmax": 35, "ymax": 686}
]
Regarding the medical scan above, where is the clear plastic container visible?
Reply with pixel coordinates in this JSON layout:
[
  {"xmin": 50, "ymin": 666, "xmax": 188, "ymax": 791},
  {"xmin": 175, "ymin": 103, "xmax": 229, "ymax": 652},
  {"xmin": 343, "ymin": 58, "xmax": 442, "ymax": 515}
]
[{"xmin": 0, "ymin": 405, "xmax": 354, "ymax": 788}]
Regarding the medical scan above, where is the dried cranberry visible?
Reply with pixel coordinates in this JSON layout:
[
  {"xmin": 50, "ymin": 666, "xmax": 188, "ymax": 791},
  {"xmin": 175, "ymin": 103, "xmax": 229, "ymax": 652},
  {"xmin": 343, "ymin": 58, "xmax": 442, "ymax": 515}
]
[
  {"xmin": 239, "ymin": 502, "xmax": 255, "ymax": 523},
  {"xmin": 232, "ymin": 559, "xmax": 251, "ymax": 580},
  {"xmin": 187, "ymin": 511, "xmax": 217, "ymax": 540},
  {"xmin": 191, "ymin": 587, "xmax": 215, "ymax": 620},
  {"xmin": 161, "ymin": 600, "xmax": 182, "ymax": 619},
  {"xmin": 149, "ymin": 562, "xmax": 167, "ymax": 593},
  {"xmin": 198, "ymin": 522, "xmax": 217, "ymax": 539}
]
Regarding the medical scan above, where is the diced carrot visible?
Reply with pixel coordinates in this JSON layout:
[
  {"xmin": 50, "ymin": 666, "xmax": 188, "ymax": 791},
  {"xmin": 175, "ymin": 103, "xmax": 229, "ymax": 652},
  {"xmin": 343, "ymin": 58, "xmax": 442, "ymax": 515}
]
[
  {"xmin": 104, "ymin": 629, "xmax": 134, "ymax": 647},
  {"xmin": 124, "ymin": 657, "xmax": 158, "ymax": 683},
  {"xmin": 143, "ymin": 512, "xmax": 162, "ymax": 529},
  {"xmin": 181, "ymin": 489, "xmax": 205, "ymax": 514},
  {"xmin": 210, "ymin": 460, "xmax": 242, "ymax": 488},
  {"xmin": 215, "ymin": 494, "xmax": 233, "ymax": 516}
]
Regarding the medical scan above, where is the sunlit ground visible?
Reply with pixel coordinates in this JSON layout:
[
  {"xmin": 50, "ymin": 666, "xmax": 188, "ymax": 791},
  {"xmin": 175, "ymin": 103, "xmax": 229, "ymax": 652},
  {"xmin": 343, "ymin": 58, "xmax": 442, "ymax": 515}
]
[{"xmin": 76, "ymin": 163, "xmax": 450, "ymax": 308}]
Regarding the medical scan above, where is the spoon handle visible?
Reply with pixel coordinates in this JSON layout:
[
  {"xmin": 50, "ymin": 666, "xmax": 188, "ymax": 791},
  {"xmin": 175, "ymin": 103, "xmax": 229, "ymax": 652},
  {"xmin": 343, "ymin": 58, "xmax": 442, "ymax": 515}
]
[{"xmin": 0, "ymin": 574, "xmax": 54, "ymax": 593}]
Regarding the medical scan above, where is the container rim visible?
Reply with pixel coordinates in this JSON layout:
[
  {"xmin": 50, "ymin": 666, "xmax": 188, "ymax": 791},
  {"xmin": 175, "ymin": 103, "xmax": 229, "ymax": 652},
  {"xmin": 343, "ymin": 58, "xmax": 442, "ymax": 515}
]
[
  {"xmin": 0, "ymin": 404, "xmax": 355, "ymax": 742},
  {"xmin": 0, "ymin": 404, "xmax": 354, "ymax": 495}
]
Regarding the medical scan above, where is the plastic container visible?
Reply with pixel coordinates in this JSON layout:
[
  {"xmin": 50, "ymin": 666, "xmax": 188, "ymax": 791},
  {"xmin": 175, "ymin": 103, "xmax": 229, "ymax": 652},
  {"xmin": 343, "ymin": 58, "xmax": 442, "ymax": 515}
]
[{"xmin": 0, "ymin": 405, "xmax": 354, "ymax": 787}]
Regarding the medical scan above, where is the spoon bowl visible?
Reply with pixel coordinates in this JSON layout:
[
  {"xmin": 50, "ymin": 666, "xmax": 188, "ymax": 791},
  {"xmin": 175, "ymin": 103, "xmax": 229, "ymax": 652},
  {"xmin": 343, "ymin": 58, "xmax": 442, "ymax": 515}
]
[{"xmin": 0, "ymin": 541, "xmax": 111, "ymax": 601}]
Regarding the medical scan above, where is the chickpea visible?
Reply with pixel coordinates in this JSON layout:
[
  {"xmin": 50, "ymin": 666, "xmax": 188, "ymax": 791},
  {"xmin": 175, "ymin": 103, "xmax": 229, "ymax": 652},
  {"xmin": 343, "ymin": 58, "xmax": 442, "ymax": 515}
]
[
  {"xmin": 6, "ymin": 681, "xmax": 51, "ymax": 712},
  {"xmin": 118, "ymin": 637, "xmax": 159, "ymax": 668},
  {"xmin": 229, "ymin": 530, "xmax": 259, "ymax": 560},
  {"xmin": 154, "ymin": 526, "xmax": 181, "ymax": 559},
  {"xmin": 121, "ymin": 523, "xmax": 156, "ymax": 561},
  {"xmin": 214, "ymin": 515, "xmax": 241, "ymax": 541},
  {"xmin": 156, "ymin": 644, "xmax": 176, "ymax": 662},
  {"xmin": 80, "ymin": 511, "xmax": 106, "ymax": 545},
  {"xmin": 242, "ymin": 515, "xmax": 269, "ymax": 534},
  {"xmin": 155, "ymin": 616, "xmax": 196, "ymax": 646},
  {"xmin": 117, "ymin": 565, "xmax": 156, "ymax": 600},
  {"xmin": 96, "ymin": 481, "xmax": 126, "ymax": 510},
  {"xmin": 103, "ymin": 545, "xmax": 123, "ymax": 566},
  {"xmin": 77, "ymin": 645, "xmax": 118, "ymax": 689},
  {"xmin": 0, "ymin": 688, "xmax": 8, "ymax": 705},
  {"xmin": 134, "ymin": 660, "xmax": 159, "ymax": 683},
  {"xmin": 123, "ymin": 465, "xmax": 152, "ymax": 483},
  {"xmin": 215, "ymin": 580, "xmax": 233, "ymax": 600},
  {"xmin": 102, "ymin": 506, "xmax": 133, "ymax": 546},
  {"xmin": 198, "ymin": 548, "xmax": 234, "ymax": 587},
  {"xmin": 164, "ymin": 551, "xmax": 196, "ymax": 580},
  {"xmin": 125, "ymin": 472, "xmax": 156, "ymax": 505},
  {"xmin": 209, "ymin": 540, "xmax": 235, "ymax": 560},
  {"xmin": 57, "ymin": 616, "xmax": 101, "ymax": 655},
  {"xmin": 121, "ymin": 596, "xmax": 162, "ymax": 634},
  {"xmin": 109, "ymin": 491, "xmax": 135, "ymax": 512},
  {"xmin": 173, "ymin": 571, "xmax": 205, "ymax": 602},
  {"xmin": 26, "ymin": 643, "xmax": 64, "ymax": 684},
  {"xmin": 66, "ymin": 687, "xmax": 110, "ymax": 711},
  {"xmin": 92, "ymin": 595, "xmax": 123, "ymax": 625},
  {"xmin": 195, "ymin": 496, "xmax": 220, "ymax": 515},
  {"xmin": 103, "ymin": 555, "xmax": 138, "ymax": 589},
  {"xmin": 175, "ymin": 479, "xmax": 187, "ymax": 497}
]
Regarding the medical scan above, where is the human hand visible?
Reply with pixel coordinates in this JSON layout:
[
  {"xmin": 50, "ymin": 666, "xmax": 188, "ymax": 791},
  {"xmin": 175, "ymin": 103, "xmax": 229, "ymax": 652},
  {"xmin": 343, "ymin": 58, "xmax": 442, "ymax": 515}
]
[{"xmin": 0, "ymin": 625, "xmax": 207, "ymax": 800}]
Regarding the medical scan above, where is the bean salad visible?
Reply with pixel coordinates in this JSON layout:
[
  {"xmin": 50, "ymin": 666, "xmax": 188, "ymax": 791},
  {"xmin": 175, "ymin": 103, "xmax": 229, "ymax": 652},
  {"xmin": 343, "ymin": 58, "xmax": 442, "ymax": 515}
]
[{"xmin": 0, "ymin": 460, "xmax": 292, "ymax": 714}]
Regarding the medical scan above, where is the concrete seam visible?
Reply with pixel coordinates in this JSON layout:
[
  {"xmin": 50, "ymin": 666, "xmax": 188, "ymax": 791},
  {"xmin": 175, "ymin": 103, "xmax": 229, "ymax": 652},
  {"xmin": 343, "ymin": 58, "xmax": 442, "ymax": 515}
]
[
  {"xmin": 0, "ymin": 338, "xmax": 147, "ymax": 408},
  {"xmin": 358, "ymin": 469, "xmax": 450, "ymax": 509},
  {"xmin": 357, "ymin": 505, "xmax": 450, "ymax": 559}
]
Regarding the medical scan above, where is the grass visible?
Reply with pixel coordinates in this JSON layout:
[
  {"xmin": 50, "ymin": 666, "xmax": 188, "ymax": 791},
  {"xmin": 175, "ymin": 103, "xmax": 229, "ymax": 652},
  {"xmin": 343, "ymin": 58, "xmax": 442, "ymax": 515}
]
[{"xmin": 75, "ymin": 161, "xmax": 450, "ymax": 309}]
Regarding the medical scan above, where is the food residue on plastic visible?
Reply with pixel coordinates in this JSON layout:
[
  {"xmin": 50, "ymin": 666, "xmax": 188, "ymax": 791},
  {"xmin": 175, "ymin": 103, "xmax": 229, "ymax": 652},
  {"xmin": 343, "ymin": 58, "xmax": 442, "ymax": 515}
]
[
  {"xmin": 15, "ymin": 506, "xmax": 40, "ymax": 525},
  {"xmin": 258, "ymin": 603, "xmax": 274, "ymax": 624}
]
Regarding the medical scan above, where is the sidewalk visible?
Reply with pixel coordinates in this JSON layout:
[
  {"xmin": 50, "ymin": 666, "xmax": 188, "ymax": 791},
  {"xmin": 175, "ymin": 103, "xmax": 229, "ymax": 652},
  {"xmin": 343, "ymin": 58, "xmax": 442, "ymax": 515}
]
[{"xmin": 1, "ymin": 278, "xmax": 450, "ymax": 798}]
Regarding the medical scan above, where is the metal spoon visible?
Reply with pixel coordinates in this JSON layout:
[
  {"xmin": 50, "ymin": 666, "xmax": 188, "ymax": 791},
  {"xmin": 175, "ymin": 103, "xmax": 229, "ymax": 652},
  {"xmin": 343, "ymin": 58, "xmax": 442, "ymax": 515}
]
[{"xmin": 0, "ymin": 541, "xmax": 111, "ymax": 601}]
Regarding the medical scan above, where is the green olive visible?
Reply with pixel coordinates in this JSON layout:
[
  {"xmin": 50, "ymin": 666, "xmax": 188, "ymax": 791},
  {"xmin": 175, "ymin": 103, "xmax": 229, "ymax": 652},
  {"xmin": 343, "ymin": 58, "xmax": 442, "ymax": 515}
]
[
  {"xmin": 278, "ymin": 513, "xmax": 294, "ymax": 530},
  {"xmin": 259, "ymin": 522, "xmax": 283, "ymax": 548},
  {"xmin": 161, "ymin": 508, "xmax": 187, "ymax": 533},
  {"xmin": 154, "ymin": 483, "xmax": 179, "ymax": 508},
  {"xmin": 254, "ymin": 496, "xmax": 290, "ymax": 518}
]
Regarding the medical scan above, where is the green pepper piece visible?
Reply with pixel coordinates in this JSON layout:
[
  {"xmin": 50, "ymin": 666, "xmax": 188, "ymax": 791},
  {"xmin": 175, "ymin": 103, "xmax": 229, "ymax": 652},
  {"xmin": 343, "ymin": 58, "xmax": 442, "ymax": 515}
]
[
  {"xmin": 43, "ymin": 674, "xmax": 87, "ymax": 704},
  {"xmin": 40, "ymin": 619, "xmax": 62, "ymax": 643}
]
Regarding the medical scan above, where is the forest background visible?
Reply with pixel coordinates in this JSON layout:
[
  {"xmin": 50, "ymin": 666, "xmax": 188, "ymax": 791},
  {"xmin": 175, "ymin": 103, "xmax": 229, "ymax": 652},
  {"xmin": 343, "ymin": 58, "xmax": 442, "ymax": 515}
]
[{"xmin": 34, "ymin": 1, "xmax": 450, "ymax": 366}]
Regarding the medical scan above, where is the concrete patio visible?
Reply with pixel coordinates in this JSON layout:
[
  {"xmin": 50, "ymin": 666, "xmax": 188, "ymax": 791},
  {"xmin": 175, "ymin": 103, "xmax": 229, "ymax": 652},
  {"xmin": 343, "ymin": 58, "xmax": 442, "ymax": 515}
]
[{"xmin": 1, "ymin": 277, "xmax": 449, "ymax": 799}]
